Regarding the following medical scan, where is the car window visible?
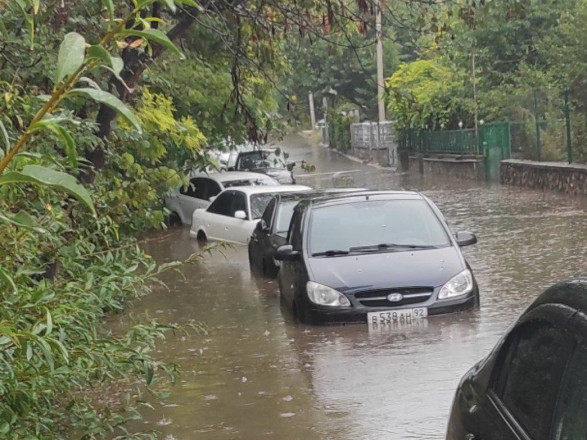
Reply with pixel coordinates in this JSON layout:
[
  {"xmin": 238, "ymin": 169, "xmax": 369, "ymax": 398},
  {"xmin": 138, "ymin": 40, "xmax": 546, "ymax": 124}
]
[
  {"xmin": 308, "ymin": 199, "xmax": 450, "ymax": 255},
  {"xmin": 250, "ymin": 193, "xmax": 276, "ymax": 220},
  {"xmin": 275, "ymin": 201, "xmax": 298, "ymax": 233},
  {"xmin": 232, "ymin": 191, "xmax": 247, "ymax": 219},
  {"xmin": 288, "ymin": 208, "xmax": 303, "ymax": 250},
  {"xmin": 180, "ymin": 178, "xmax": 198, "ymax": 197},
  {"xmin": 552, "ymin": 344, "xmax": 587, "ymax": 440},
  {"xmin": 207, "ymin": 191, "xmax": 234, "ymax": 216},
  {"xmin": 491, "ymin": 322, "xmax": 575, "ymax": 440},
  {"xmin": 261, "ymin": 197, "xmax": 277, "ymax": 227},
  {"xmin": 236, "ymin": 150, "xmax": 286, "ymax": 170},
  {"xmin": 207, "ymin": 180, "xmax": 222, "ymax": 199},
  {"xmin": 193, "ymin": 178, "xmax": 209, "ymax": 200}
]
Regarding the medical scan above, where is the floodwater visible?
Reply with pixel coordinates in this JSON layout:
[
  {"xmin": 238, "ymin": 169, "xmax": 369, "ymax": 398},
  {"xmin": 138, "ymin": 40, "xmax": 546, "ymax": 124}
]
[{"xmin": 123, "ymin": 133, "xmax": 587, "ymax": 439}]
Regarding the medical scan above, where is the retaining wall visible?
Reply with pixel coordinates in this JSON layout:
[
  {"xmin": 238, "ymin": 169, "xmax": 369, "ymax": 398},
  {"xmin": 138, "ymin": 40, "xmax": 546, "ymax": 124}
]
[
  {"xmin": 500, "ymin": 159, "xmax": 587, "ymax": 196},
  {"xmin": 351, "ymin": 146, "xmax": 391, "ymax": 166},
  {"xmin": 407, "ymin": 154, "xmax": 486, "ymax": 181}
]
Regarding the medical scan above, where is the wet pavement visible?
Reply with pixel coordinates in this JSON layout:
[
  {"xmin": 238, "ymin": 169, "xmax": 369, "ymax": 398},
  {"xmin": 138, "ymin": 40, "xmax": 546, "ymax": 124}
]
[{"xmin": 123, "ymin": 133, "xmax": 587, "ymax": 439}]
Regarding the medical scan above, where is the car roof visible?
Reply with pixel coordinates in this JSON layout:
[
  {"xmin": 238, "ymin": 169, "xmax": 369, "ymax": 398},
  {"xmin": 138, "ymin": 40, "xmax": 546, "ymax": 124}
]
[
  {"xmin": 237, "ymin": 148, "xmax": 276, "ymax": 155},
  {"xmin": 275, "ymin": 188, "xmax": 370, "ymax": 202},
  {"xmin": 195, "ymin": 171, "xmax": 276, "ymax": 183},
  {"xmin": 526, "ymin": 276, "xmax": 587, "ymax": 316},
  {"xmin": 301, "ymin": 190, "xmax": 423, "ymax": 208},
  {"xmin": 226, "ymin": 185, "xmax": 311, "ymax": 195}
]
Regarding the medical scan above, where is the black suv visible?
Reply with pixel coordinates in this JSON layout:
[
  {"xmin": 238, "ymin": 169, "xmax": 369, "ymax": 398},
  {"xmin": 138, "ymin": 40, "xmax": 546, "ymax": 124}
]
[
  {"xmin": 447, "ymin": 277, "xmax": 587, "ymax": 440},
  {"xmin": 275, "ymin": 191, "xmax": 479, "ymax": 325},
  {"xmin": 229, "ymin": 148, "xmax": 295, "ymax": 184}
]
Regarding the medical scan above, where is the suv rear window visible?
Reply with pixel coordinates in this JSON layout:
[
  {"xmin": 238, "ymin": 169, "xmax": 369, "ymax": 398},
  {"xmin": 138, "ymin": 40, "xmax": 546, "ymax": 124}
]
[
  {"xmin": 552, "ymin": 344, "xmax": 587, "ymax": 439},
  {"xmin": 491, "ymin": 322, "xmax": 575, "ymax": 439}
]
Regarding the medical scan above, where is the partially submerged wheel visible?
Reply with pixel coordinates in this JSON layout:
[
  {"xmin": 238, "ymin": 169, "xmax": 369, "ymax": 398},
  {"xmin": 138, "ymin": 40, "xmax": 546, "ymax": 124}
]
[
  {"xmin": 263, "ymin": 257, "xmax": 279, "ymax": 278},
  {"xmin": 166, "ymin": 211, "xmax": 182, "ymax": 227},
  {"xmin": 196, "ymin": 230, "xmax": 207, "ymax": 243}
]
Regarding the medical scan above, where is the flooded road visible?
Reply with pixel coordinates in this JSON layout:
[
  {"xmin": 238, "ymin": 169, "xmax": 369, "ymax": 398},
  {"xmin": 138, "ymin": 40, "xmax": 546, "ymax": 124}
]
[{"xmin": 124, "ymin": 133, "xmax": 586, "ymax": 439}]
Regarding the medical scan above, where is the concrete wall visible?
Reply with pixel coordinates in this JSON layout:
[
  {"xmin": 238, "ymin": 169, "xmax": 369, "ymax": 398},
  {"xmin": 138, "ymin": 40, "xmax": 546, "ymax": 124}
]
[
  {"xmin": 349, "ymin": 121, "xmax": 397, "ymax": 167},
  {"xmin": 408, "ymin": 154, "xmax": 486, "ymax": 181},
  {"xmin": 351, "ymin": 146, "xmax": 390, "ymax": 166},
  {"xmin": 501, "ymin": 159, "xmax": 587, "ymax": 196}
]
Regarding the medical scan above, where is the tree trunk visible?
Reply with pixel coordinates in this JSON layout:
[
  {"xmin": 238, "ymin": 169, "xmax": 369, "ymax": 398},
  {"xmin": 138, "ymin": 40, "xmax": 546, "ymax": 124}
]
[{"xmin": 83, "ymin": 10, "xmax": 197, "ymax": 182}]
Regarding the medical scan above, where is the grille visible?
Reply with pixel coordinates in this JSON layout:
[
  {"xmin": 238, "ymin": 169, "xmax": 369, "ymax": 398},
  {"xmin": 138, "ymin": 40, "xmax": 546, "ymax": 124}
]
[{"xmin": 354, "ymin": 287, "xmax": 433, "ymax": 308}]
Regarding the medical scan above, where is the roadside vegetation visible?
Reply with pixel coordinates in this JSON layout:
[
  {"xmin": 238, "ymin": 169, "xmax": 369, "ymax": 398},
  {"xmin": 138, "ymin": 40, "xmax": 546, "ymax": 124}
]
[
  {"xmin": 0, "ymin": 1, "xmax": 386, "ymax": 438},
  {"xmin": 284, "ymin": 0, "xmax": 586, "ymax": 162},
  {"xmin": 1, "ymin": 0, "xmax": 584, "ymax": 437}
]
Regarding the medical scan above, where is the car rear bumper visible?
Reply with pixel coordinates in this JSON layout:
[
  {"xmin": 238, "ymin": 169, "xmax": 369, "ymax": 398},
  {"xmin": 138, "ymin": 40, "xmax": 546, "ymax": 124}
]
[{"xmin": 305, "ymin": 290, "xmax": 478, "ymax": 325}]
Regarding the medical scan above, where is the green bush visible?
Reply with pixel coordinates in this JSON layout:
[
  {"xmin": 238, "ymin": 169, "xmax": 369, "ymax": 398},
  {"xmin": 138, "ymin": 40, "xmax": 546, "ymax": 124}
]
[{"xmin": 328, "ymin": 108, "xmax": 354, "ymax": 152}]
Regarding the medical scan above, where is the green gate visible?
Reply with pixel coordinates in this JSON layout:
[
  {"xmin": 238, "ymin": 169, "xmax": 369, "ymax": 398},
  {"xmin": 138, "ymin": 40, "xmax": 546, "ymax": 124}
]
[{"xmin": 481, "ymin": 122, "xmax": 511, "ymax": 181}]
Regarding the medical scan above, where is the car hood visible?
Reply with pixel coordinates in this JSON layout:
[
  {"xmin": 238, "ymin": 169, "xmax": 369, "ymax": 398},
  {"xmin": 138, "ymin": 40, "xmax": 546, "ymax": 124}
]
[
  {"xmin": 251, "ymin": 168, "xmax": 291, "ymax": 177},
  {"xmin": 307, "ymin": 246, "xmax": 465, "ymax": 292}
]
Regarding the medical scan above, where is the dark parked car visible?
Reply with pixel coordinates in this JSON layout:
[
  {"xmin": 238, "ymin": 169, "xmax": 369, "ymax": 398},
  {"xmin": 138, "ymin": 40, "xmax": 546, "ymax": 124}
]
[
  {"xmin": 229, "ymin": 148, "xmax": 296, "ymax": 184},
  {"xmin": 275, "ymin": 191, "xmax": 479, "ymax": 325},
  {"xmin": 447, "ymin": 277, "xmax": 587, "ymax": 440},
  {"xmin": 248, "ymin": 189, "xmax": 367, "ymax": 277}
]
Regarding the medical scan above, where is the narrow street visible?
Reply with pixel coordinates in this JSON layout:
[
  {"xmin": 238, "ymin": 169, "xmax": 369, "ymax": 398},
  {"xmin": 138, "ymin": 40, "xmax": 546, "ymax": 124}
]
[{"xmin": 124, "ymin": 133, "xmax": 587, "ymax": 440}]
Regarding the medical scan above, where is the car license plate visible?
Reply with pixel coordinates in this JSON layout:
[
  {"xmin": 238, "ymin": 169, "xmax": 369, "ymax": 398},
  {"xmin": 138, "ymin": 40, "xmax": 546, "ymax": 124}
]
[{"xmin": 367, "ymin": 308, "xmax": 428, "ymax": 328}]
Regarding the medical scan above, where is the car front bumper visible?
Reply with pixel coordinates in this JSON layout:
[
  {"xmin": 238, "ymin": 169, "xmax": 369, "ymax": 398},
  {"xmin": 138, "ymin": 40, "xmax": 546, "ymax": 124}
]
[{"xmin": 305, "ymin": 289, "xmax": 478, "ymax": 325}]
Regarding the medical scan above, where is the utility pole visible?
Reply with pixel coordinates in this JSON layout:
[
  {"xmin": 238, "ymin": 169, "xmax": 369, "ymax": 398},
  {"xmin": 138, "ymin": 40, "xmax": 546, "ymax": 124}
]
[
  {"xmin": 376, "ymin": 0, "xmax": 386, "ymax": 124},
  {"xmin": 564, "ymin": 89, "xmax": 572, "ymax": 164},
  {"xmin": 472, "ymin": 50, "xmax": 478, "ymax": 139},
  {"xmin": 308, "ymin": 92, "xmax": 316, "ymax": 129}
]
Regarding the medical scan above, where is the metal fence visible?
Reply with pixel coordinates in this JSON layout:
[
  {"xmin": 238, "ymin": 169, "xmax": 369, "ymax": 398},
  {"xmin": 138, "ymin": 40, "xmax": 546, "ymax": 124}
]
[
  {"xmin": 400, "ymin": 89, "xmax": 582, "ymax": 164},
  {"xmin": 401, "ymin": 120, "xmax": 578, "ymax": 164},
  {"xmin": 509, "ymin": 119, "xmax": 571, "ymax": 162},
  {"xmin": 402, "ymin": 128, "xmax": 480, "ymax": 155}
]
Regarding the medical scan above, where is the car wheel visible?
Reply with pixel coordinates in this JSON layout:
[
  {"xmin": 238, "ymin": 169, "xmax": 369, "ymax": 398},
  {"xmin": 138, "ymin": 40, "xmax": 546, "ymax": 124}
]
[
  {"xmin": 293, "ymin": 299, "xmax": 309, "ymax": 324},
  {"xmin": 166, "ymin": 211, "xmax": 182, "ymax": 227},
  {"xmin": 248, "ymin": 247, "xmax": 259, "ymax": 274},
  {"xmin": 263, "ymin": 257, "xmax": 279, "ymax": 278},
  {"xmin": 196, "ymin": 230, "xmax": 207, "ymax": 244}
]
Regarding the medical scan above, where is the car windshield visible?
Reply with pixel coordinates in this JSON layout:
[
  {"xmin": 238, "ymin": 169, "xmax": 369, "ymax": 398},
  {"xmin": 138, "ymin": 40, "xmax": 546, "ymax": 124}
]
[
  {"xmin": 237, "ymin": 150, "xmax": 286, "ymax": 170},
  {"xmin": 250, "ymin": 193, "xmax": 277, "ymax": 220},
  {"xmin": 223, "ymin": 176, "xmax": 278, "ymax": 188},
  {"xmin": 309, "ymin": 199, "xmax": 450, "ymax": 256},
  {"xmin": 275, "ymin": 201, "xmax": 298, "ymax": 235}
]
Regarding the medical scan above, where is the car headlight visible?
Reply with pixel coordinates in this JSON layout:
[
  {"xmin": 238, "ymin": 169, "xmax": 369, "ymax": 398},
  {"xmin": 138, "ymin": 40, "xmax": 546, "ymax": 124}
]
[
  {"xmin": 306, "ymin": 281, "xmax": 351, "ymax": 307},
  {"xmin": 438, "ymin": 269, "xmax": 474, "ymax": 299}
]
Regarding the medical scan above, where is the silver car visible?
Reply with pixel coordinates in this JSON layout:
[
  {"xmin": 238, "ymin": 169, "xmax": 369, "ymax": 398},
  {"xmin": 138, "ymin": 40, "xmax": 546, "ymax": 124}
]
[{"xmin": 165, "ymin": 171, "xmax": 278, "ymax": 225}]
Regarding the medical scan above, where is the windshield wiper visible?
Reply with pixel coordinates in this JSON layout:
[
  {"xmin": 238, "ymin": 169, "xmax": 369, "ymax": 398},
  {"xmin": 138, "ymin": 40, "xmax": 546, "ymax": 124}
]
[
  {"xmin": 311, "ymin": 249, "xmax": 350, "ymax": 257},
  {"xmin": 349, "ymin": 243, "xmax": 437, "ymax": 252}
]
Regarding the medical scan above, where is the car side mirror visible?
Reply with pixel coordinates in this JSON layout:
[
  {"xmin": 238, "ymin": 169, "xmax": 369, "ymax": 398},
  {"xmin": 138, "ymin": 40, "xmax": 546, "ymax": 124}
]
[
  {"xmin": 455, "ymin": 231, "xmax": 477, "ymax": 247},
  {"xmin": 286, "ymin": 162, "xmax": 296, "ymax": 171},
  {"xmin": 274, "ymin": 245, "xmax": 300, "ymax": 261},
  {"xmin": 256, "ymin": 219, "xmax": 270, "ymax": 233},
  {"xmin": 208, "ymin": 196, "xmax": 217, "ymax": 203},
  {"xmin": 234, "ymin": 210, "xmax": 247, "ymax": 220}
]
